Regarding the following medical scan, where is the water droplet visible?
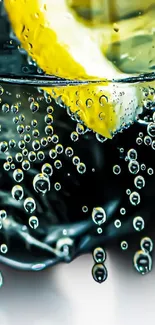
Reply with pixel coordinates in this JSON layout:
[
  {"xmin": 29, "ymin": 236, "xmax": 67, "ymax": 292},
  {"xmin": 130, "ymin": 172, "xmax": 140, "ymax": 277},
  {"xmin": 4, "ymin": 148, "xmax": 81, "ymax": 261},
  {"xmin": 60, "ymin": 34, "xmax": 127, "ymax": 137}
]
[
  {"xmin": 54, "ymin": 182, "xmax": 61, "ymax": 191},
  {"xmin": 77, "ymin": 162, "xmax": 86, "ymax": 174},
  {"xmin": 13, "ymin": 169, "xmax": 24, "ymax": 183},
  {"xmin": 0, "ymin": 210, "xmax": 7, "ymax": 220},
  {"xmin": 29, "ymin": 216, "xmax": 39, "ymax": 229},
  {"xmin": 92, "ymin": 207, "xmax": 106, "ymax": 225},
  {"xmin": 127, "ymin": 149, "xmax": 137, "ymax": 160},
  {"xmin": 133, "ymin": 250, "xmax": 152, "ymax": 275},
  {"xmin": 24, "ymin": 197, "xmax": 36, "ymax": 213},
  {"xmin": 0, "ymin": 244, "xmax": 8, "ymax": 254},
  {"xmin": 121, "ymin": 241, "xmax": 128, "ymax": 250},
  {"xmin": 93, "ymin": 247, "xmax": 106, "ymax": 263},
  {"xmin": 133, "ymin": 216, "xmax": 145, "ymax": 231},
  {"xmin": 114, "ymin": 219, "xmax": 121, "ymax": 228},
  {"xmin": 70, "ymin": 131, "xmax": 79, "ymax": 142},
  {"xmin": 41, "ymin": 163, "xmax": 53, "ymax": 176},
  {"xmin": 33, "ymin": 173, "xmax": 50, "ymax": 194},
  {"xmin": 129, "ymin": 191, "xmax": 140, "ymax": 206},
  {"xmin": 147, "ymin": 122, "xmax": 155, "ymax": 137},
  {"xmin": 92, "ymin": 264, "xmax": 108, "ymax": 283},
  {"xmin": 113, "ymin": 165, "xmax": 121, "ymax": 175},
  {"xmin": 140, "ymin": 237, "xmax": 153, "ymax": 253},
  {"xmin": 128, "ymin": 160, "xmax": 139, "ymax": 174},
  {"xmin": 134, "ymin": 175, "xmax": 145, "ymax": 189},
  {"xmin": 12, "ymin": 185, "xmax": 24, "ymax": 201}
]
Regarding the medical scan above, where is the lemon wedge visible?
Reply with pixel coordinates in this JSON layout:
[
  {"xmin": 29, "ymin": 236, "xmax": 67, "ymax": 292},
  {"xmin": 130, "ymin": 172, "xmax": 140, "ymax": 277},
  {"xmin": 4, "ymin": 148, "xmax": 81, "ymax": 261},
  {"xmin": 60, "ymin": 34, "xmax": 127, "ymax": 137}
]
[{"xmin": 4, "ymin": 0, "xmax": 144, "ymax": 138}]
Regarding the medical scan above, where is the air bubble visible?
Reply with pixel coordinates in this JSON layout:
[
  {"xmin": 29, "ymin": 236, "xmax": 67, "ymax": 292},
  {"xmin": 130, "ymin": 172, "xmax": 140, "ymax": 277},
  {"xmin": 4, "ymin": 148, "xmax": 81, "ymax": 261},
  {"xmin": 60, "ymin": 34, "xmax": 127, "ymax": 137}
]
[
  {"xmin": 54, "ymin": 182, "xmax": 61, "ymax": 191},
  {"xmin": 41, "ymin": 163, "xmax": 53, "ymax": 176},
  {"xmin": 76, "ymin": 123, "xmax": 85, "ymax": 135},
  {"xmin": 133, "ymin": 250, "xmax": 152, "ymax": 275},
  {"xmin": 0, "ymin": 244, "xmax": 8, "ymax": 254},
  {"xmin": 54, "ymin": 160, "xmax": 62, "ymax": 169},
  {"xmin": 45, "ymin": 126, "xmax": 53, "ymax": 136},
  {"xmin": 144, "ymin": 136, "xmax": 152, "ymax": 146},
  {"xmin": 134, "ymin": 175, "xmax": 145, "ymax": 189},
  {"xmin": 37, "ymin": 151, "xmax": 45, "ymax": 161},
  {"xmin": 3, "ymin": 162, "xmax": 10, "ymax": 171},
  {"xmin": 121, "ymin": 241, "xmax": 128, "ymax": 250},
  {"xmin": 51, "ymin": 134, "xmax": 59, "ymax": 144},
  {"xmin": 140, "ymin": 237, "xmax": 153, "ymax": 253},
  {"xmin": 29, "ymin": 216, "xmax": 39, "ymax": 229},
  {"xmin": 0, "ymin": 210, "xmax": 7, "ymax": 220},
  {"xmin": 55, "ymin": 144, "xmax": 64, "ymax": 154},
  {"xmin": 45, "ymin": 114, "xmax": 53, "ymax": 125},
  {"xmin": 77, "ymin": 162, "xmax": 86, "ymax": 174},
  {"xmin": 49, "ymin": 149, "xmax": 57, "ymax": 159},
  {"xmin": 70, "ymin": 131, "xmax": 79, "ymax": 142},
  {"xmin": 18, "ymin": 140, "xmax": 25, "ymax": 149},
  {"xmin": 24, "ymin": 197, "xmax": 36, "ymax": 213},
  {"xmin": 32, "ymin": 140, "xmax": 40, "ymax": 151},
  {"xmin": 96, "ymin": 133, "xmax": 107, "ymax": 143},
  {"xmin": 13, "ymin": 169, "xmax": 24, "ymax": 182},
  {"xmin": 31, "ymin": 119, "xmax": 38, "ymax": 127},
  {"xmin": 47, "ymin": 106, "xmax": 54, "ymax": 114},
  {"xmin": 17, "ymin": 124, "xmax": 25, "ymax": 134},
  {"xmin": 120, "ymin": 208, "xmax": 126, "ymax": 215},
  {"xmin": 133, "ymin": 216, "xmax": 145, "ymax": 231},
  {"xmin": 9, "ymin": 139, "xmax": 16, "ymax": 148},
  {"xmin": 99, "ymin": 95, "xmax": 108, "ymax": 106},
  {"xmin": 147, "ymin": 122, "xmax": 155, "ymax": 137},
  {"xmin": 147, "ymin": 168, "xmax": 154, "ymax": 175},
  {"xmin": 136, "ymin": 137, "xmax": 143, "ymax": 145},
  {"xmin": 24, "ymin": 134, "xmax": 31, "ymax": 143},
  {"xmin": 114, "ymin": 219, "xmax": 121, "ymax": 228},
  {"xmin": 65, "ymin": 147, "xmax": 74, "ymax": 157},
  {"xmin": 92, "ymin": 207, "xmax": 106, "ymax": 225},
  {"xmin": 0, "ymin": 141, "xmax": 8, "ymax": 153},
  {"xmin": 15, "ymin": 152, "xmax": 23, "ymax": 162},
  {"xmin": 97, "ymin": 227, "xmax": 103, "ymax": 234},
  {"xmin": 33, "ymin": 173, "xmax": 50, "ymax": 194},
  {"xmin": 30, "ymin": 101, "xmax": 39, "ymax": 113},
  {"xmin": 32, "ymin": 129, "xmax": 40, "ymax": 137},
  {"xmin": 126, "ymin": 189, "xmax": 131, "ymax": 195},
  {"xmin": 0, "ymin": 85, "xmax": 4, "ymax": 95},
  {"xmin": 11, "ymin": 104, "xmax": 19, "ymax": 114},
  {"xmin": 22, "ymin": 160, "xmax": 30, "ymax": 171},
  {"xmin": 86, "ymin": 98, "xmax": 93, "ymax": 108},
  {"xmin": 93, "ymin": 247, "xmax": 106, "ymax": 263},
  {"xmin": 12, "ymin": 185, "xmax": 24, "ymax": 201},
  {"xmin": 129, "ymin": 191, "xmax": 140, "ymax": 206},
  {"xmin": 113, "ymin": 165, "xmax": 121, "ymax": 175},
  {"xmin": 141, "ymin": 164, "xmax": 146, "ymax": 171},
  {"xmin": 127, "ymin": 149, "xmax": 137, "ymax": 160},
  {"xmin": 92, "ymin": 264, "xmax": 108, "ymax": 283},
  {"xmin": 128, "ymin": 160, "xmax": 139, "ymax": 174},
  {"xmin": 2, "ymin": 103, "xmax": 9, "ymax": 113},
  {"xmin": 28, "ymin": 151, "xmax": 36, "ymax": 162},
  {"xmin": 82, "ymin": 205, "xmax": 88, "ymax": 213},
  {"xmin": 41, "ymin": 137, "xmax": 48, "ymax": 147},
  {"xmin": 72, "ymin": 156, "xmax": 80, "ymax": 165},
  {"xmin": 13, "ymin": 116, "xmax": 19, "ymax": 124}
]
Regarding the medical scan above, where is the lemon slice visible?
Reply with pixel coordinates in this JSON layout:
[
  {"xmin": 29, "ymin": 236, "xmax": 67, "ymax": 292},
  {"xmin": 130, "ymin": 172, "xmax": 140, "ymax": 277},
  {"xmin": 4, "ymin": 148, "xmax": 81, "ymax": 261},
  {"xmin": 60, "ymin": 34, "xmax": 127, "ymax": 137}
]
[{"xmin": 4, "ymin": 0, "xmax": 143, "ymax": 138}]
